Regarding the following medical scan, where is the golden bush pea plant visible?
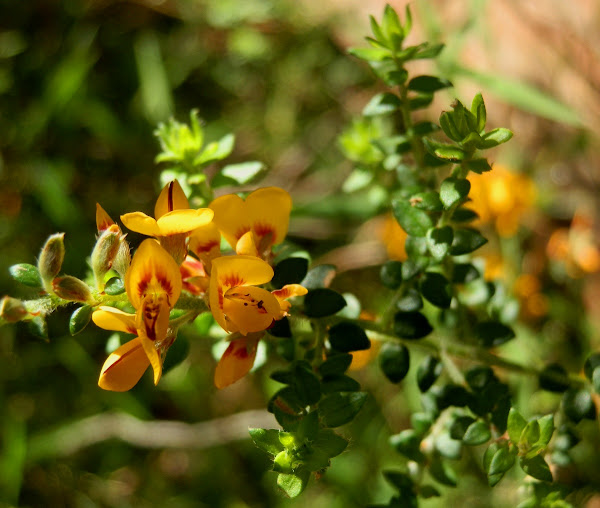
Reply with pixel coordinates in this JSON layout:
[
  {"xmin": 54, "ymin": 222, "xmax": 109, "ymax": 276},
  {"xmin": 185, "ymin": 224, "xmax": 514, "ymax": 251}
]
[{"xmin": 1, "ymin": 5, "xmax": 597, "ymax": 506}]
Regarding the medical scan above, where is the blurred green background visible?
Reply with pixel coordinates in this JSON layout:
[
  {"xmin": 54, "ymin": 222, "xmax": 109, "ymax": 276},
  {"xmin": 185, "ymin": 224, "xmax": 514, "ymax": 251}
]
[{"xmin": 1, "ymin": 0, "xmax": 600, "ymax": 506}]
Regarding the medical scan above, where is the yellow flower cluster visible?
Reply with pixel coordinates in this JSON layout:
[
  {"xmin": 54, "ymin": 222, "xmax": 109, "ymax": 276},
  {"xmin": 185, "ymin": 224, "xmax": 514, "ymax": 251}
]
[{"xmin": 93, "ymin": 181, "xmax": 306, "ymax": 391}]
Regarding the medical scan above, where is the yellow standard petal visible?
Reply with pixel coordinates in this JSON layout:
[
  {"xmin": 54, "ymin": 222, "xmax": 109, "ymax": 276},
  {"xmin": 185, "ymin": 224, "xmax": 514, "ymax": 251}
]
[
  {"xmin": 92, "ymin": 306, "xmax": 137, "ymax": 334},
  {"xmin": 223, "ymin": 286, "xmax": 281, "ymax": 335},
  {"xmin": 121, "ymin": 212, "xmax": 161, "ymax": 237},
  {"xmin": 246, "ymin": 187, "xmax": 292, "ymax": 247},
  {"xmin": 98, "ymin": 337, "xmax": 150, "ymax": 392},
  {"xmin": 125, "ymin": 239, "xmax": 182, "ymax": 310},
  {"xmin": 209, "ymin": 255, "xmax": 274, "ymax": 333},
  {"xmin": 156, "ymin": 208, "xmax": 214, "ymax": 236},
  {"xmin": 209, "ymin": 193, "xmax": 250, "ymax": 249},
  {"xmin": 154, "ymin": 180, "xmax": 190, "ymax": 219},
  {"xmin": 214, "ymin": 335, "xmax": 260, "ymax": 389}
]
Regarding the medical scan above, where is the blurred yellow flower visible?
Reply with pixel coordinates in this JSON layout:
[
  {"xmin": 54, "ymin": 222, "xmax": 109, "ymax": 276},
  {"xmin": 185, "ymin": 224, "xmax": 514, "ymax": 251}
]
[
  {"xmin": 467, "ymin": 166, "xmax": 536, "ymax": 237},
  {"xmin": 380, "ymin": 213, "xmax": 407, "ymax": 261}
]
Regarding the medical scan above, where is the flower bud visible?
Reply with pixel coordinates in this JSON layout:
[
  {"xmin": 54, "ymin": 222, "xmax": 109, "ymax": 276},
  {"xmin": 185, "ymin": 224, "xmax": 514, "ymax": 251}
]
[
  {"xmin": 112, "ymin": 237, "xmax": 131, "ymax": 279},
  {"xmin": 91, "ymin": 225, "xmax": 121, "ymax": 290},
  {"xmin": 38, "ymin": 233, "xmax": 65, "ymax": 289},
  {"xmin": 0, "ymin": 296, "xmax": 28, "ymax": 323},
  {"xmin": 52, "ymin": 276, "xmax": 93, "ymax": 303}
]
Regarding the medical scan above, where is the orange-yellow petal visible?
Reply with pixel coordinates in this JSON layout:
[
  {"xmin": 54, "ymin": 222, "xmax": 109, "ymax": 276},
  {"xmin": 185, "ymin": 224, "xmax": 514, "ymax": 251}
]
[
  {"xmin": 92, "ymin": 306, "xmax": 137, "ymax": 334},
  {"xmin": 154, "ymin": 180, "xmax": 190, "ymax": 219},
  {"xmin": 235, "ymin": 231, "xmax": 259, "ymax": 257},
  {"xmin": 214, "ymin": 336, "xmax": 259, "ymax": 389},
  {"xmin": 223, "ymin": 286, "xmax": 280, "ymax": 335},
  {"xmin": 272, "ymin": 284, "xmax": 308, "ymax": 315},
  {"xmin": 210, "ymin": 193, "xmax": 250, "ymax": 248},
  {"xmin": 156, "ymin": 208, "xmax": 214, "ymax": 236},
  {"xmin": 121, "ymin": 212, "xmax": 162, "ymax": 237},
  {"xmin": 96, "ymin": 203, "xmax": 116, "ymax": 232},
  {"xmin": 137, "ymin": 326, "xmax": 164, "ymax": 386},
  {"xmin": 125, "ymin": 239, "xmax": 182, "ymax": 310},
  {"xmin": 98, "ymin": 337, "xmax": 150, "ymax": 391},
  {"xmin": 246, "ymin": 187, "xmax": 292, "ymax": 246},
  {"xmin": 189, "ymin": 222, "xmax": 221, "ymax": 255}
]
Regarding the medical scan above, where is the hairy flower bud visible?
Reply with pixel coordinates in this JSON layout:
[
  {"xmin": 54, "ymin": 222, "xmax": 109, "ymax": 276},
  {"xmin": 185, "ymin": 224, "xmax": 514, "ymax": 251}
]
[
  {"xmin": 0, "ymin": 296, "xmax": 28, "ymax": 323},
  {"xmin": 112, "ymin": 237, "xmax": 131, "ymax": 279},
  {"xmin": 52, "ymin": 276, "xmax": 93, "ymax": 303},
  {"xmin": 91, "ymin": 225, "xmax": 121, "ymax": 290},
  {"xmin": 38, "ymin": 233, "xmax": 65, "ymax": 290}
]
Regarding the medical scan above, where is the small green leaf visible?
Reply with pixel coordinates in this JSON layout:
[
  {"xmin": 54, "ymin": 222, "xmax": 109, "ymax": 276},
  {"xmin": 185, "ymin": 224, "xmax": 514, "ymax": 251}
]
[
  {"xmin": 414, "ymin": 42, "xmax": 445, "ymax": 60},
  {"xmin": 304, "ymin": 288, "xmax": 346, "ymax": 318},
  {"xmin": 537, "ymin": 414, "xmax": 554, "ymax": 447},
  {"xmin": 539, "ymin": 364, "xmax": 570, "ymax": 393},
  {"xmin": 69, "ymin": 305, "xmax": 93, "ymax": 336},
  {"xmin": 465, "ymin": 366, "xmax": 496, "ymax": 391},
  {"xmin": 249, "ymin": 428, "xmax": 285, "ymax": 456},
  {"xmin": 392, "ymin": 199, "xmax": 434, "ymax": 237},
  {"xmin": 450, "ymin": 228, "xmax": 488, "ymax": 255},
  {"xmin": 507, "ymin": 408, "xmax": 527, "ymax": 444},
  {"xmin": 426, "ymin": 226, "xmax": 453, "ymax": 261},
  {"xmin": 319, "ymin": 392, "xmax": 367, "ymax": 428},
  {"xmin": 471, "ymin": 93, "xmax": 487, "ymax": 132},
  {"xmin": 9, "ymin": 263, "xmax": 42, "ymax": 288},
  {"xmin": 429, "ymin": 456, "xmax": 457, "ymax": 487},
  {"xmin": 396, "ymin": 288, "xmax": 423, "ymax": 312},
  {"xmin": 411, "ymin": 412, "xmax": 434, "ymax": 437},
  {"xmin": 450, "ymin": 416, "xmax": 475, "ymax": 440},
  {"xmin": 408, "ymin": 92, "xmax": 434, "ymax": 110},
  {"xmin": 313, "ymin": 429, "xmax": 348, "ymax": 458},
  {"xmin": 465, "ymin": 158, "xmax": 492, "ymax": 174},
  {"xmin": 272, "ymin": 257, "xmax": 309, "ymax": 290},
  {"xmin": 489, "ymin": 446, "xmax": 515, "ymax": 476},
  {"xmin": 408, "ymin": 75, "xmax": 452, "ymax": 93},
  {"xmin": 104, "ymin": 277, "xmax": 125, "ymax": 295},
  {"xmin": 519, "ymin": 455, "xmax": 552, "ymax": 483},
  {"xmin": 423, "ymin": 138, "xmax": 466, "ymax": 162},
  {"xmin": 348, "ymin": 47, "xmax": 391, "ymax": 62},
  {"xmin": 452, "ymin": 207, "xmax": 479, "ymax": 222},
  {"xmin": 420, "ymin": 272, "xmax": 452, "ymax": 308},
  {"xmin": 439, "ymin": 111, "xmax": 463, "ymax": 142},
  {"xmin": 562, "ymin": 388, "xmax": 596, "ymax": 423},
  {"xmin": 218, "ymin": 161, "xmax": 264, "ymax": 185},
  {"xmin": 320, "ymin": 375, "xmax": 361, "ymax": 393},
  {"xmin": 463, "ymin": 420, "xmax": 491, "ymax": 446},
  {"xmin": 475, "ymin": 321, "xmax": 515, "ymax": 348},
  {"xmin": 519, "ymin": 420, "xmax": 540, "ymax": 450},
  {"xmin": 319, "ymin": 354, "xmax": 353, "ymax": 378},
  {"xmin": 480, "ymin": 128, "xmax": 513, "ymax": 148},
  {"xmin": 277, "ymin": 469, "xmax": 310, "ymax": 498},
  {"xmin": 440, "ymin": 178, "xmax": 471, "ymax": 210},
  {"xmin": 380, "ymin": 261, "xmax": 403, "ymax": 289},
  {"xmin": 293, "ymin": 364, "xmax": 321, "ymax": 406},
  {"xmin": 328, "ymin": 322, "xmax": 370, "ymax": 353},
  {"xmin": 410, "ymin": 191, "xmax": 444, "ymax": 212},
  {"xmin": 363, "ymin": 92, "xmax": 402, "ymax": 116},
  {"xmin": 416, "ymin": 355, "xmax": 442, "ymax": 392},
  {"xmin": 452, "ymin": 263, "xmax": 480, "ymax": 284},
  {"xmin": 389, "ymin": 430, "xmax": 425, "ymax": 462},
  {"xmin": 301, "ymin": 264, "xmax": 336, "ymax": 290},
  {"xmin": 379, "ymin": 342, "xmax": 410, "ymax": 383},
  {"xmin": 393, "ymin": 311, "xmax": 432, "ymax": 339}
]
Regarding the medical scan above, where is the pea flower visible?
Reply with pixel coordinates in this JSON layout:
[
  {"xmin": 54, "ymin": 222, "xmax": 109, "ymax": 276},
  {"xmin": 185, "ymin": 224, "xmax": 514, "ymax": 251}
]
[
  {"xmin": 93, "ymin": 239, "xmax": 182, "ymax": 391},
  {"xmin": 121, "ymin": 179, "xmax": 214, "ymax": 264},
  {"xmin": 209, "ymin": 187, "xmax": 292, "ymax": 259},
  {"xmin": 92, "ymin": 203, "xmax": 130, "ymax": 288}
]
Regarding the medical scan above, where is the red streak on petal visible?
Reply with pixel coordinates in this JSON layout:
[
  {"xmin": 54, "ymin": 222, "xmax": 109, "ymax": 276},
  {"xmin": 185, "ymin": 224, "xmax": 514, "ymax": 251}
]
[
  {"xmin": 233, "ymin": 345, "xmax": 248, "ymax": 359},
  {"xmin": 168, "ymin": 181, "xmax": 175, "ymax": 212},
  {"xmin": 137, "ymin": 273, "xmax": 151, "ymax": 298},
  {"xmin": 221, "ymin": 274, "xmax": 245, "ymax": 289},
  {"xmin": 103, "ymin": 342, "xmax": 143, "ymax": 374},
  {"xmin": 272, "ymin": 287, "xmax": 292, "ymax": 300},
  {"xmin": 253, "ymin": 222, "xmax": 274, "ymax": 238},
  {"xmin": 195, "ymin": 240, "xmax": 220, "ymax": 253},
  {"xmin": 156, "ymin": 271, "xmax": 174, "ymax": 301}
]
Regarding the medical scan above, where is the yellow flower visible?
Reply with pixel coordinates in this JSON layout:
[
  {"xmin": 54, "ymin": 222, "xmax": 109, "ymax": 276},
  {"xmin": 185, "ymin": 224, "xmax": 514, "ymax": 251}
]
[
  {"xmin": 209, "ymin": 187, "xmax": 292, "ymax": 259},
  {"xmin": 188, "ymin": 221, "xmax": 222, "ymax": 275},
  {"xmin": 214, "ymin": 333, "xmax": 262, "ymax": 389},
  {"xmin": 467, "ymin": 166, "xmax": 536, "ymax": 237},
  {"xmin": 121, "ymin": 180, "xmax": 214, "ymax": 264},
  {"xmin": 209, "ymin": 255, "xmax": 281, "ymax": 336},
  {"xmin": 380, "ymin": 213, "xmax": 407, "ymax": 261},
  {"xmin": 93, "ymin": 239, "xmax": 182, "ymax": 391}
]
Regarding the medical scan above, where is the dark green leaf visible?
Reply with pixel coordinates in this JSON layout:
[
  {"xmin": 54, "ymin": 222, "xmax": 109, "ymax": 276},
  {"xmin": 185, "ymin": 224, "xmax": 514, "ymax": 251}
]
[
  {"xmin": 69, "ymin": 305, "xmax": 93, "ymax": 336},
  {"xmin": 396, "ymin": 288, "xmax": 423, "ymax": 312},
  {"xmin": 389, "ymin": 430, "xmax": 425, "ymax": 462},
  {"xmin": 519, "ymin": 456, "xmax": 552, "ymax": 483},
  {"xmin": 293, "ymin": 364, "xmax": 321, "ymax": 406},
  {"xmin": 452, "ymin": 263, "xmax": 480, "ymax": 284},
  {"xmin": 417, "ymin": 355, "xmax": 442, "ymax": 392},
  {"xmin": 104, "ymin": 277, "xmax": 125, "ymax": 295},
  {"xmin": 363, "ymin": 92, "xmax": 402, "ymax": 116},
  {"xmin": 450, "ymin": 228, "xmax": 488, "ymax": 255},
  {"xmin": 304, "ymin": 288, "xmax": 346, "ymax": 318},
  {"xmin": 379, "ymin": 342, "xmax": 410, "ymax": 383},
  {"xmin": 553, "ymin": 424, "xmax": 579, "ymax": 451},
  {"xmin": 426, "ymin": 226, "xmax": 453, "ymax": 261},
  {"xmin": 268, "ymin": 317, "xmax": 292, "ymax": 338},
  {"xmin": 328, "ymin": 322, "xmax": 370, "ymax": 353},
  {"xmin": 480, "ymin": 128, "xmax": 513, "ymax": 148},
  {"xmin": 410, "ymin": 191, "xmax": 443, "ymax": 211},
  {"xmin": 412, "ymin": 121, "xmax": 439, "ymax": 136},
  {"xmin": 313, "ymin": 429, "xmax": 348, "ymax": 457},
  {"xmin": 249, "ymin": 428, "xmax": 285, "ymax": 456},
  {"xmin": 423, "ymin": 138, "xmax": 466, "ymax": 162},
  {"xmin": 489, "ymin": 446, "xmax": 515, "ymax": 476},
  {"xmin": 301, "ymin": 265, "xmax": 336, "ymax": 290},
  {"xmin": 408, "ymin": 75, "xmax": 452, "ymax": 93},
  {"xmin": 297, "ymin": 411, "xmax": 319, "ymax": 441},
  {"xmin": 383, "ymin": 470, "xmax": 414, "ymax": 497},
  {"xmin": 401, "ymin": 259, "xmax": 427, "ymax": 280},
  {"xmin": 440, "ymin": 178, "xmax": 471, "ymax": 210},
  {"xmin": 429, "ymin": 456, "xmax": 457, "ymax": 487},
  {"xmin": 321, "ymin": 375, "xmax": 361, "ymax": 393},
  {"xmin": 393, "ymin": 311, "xmax": 432, "ymax": 339},
  {"xmin": 474, "ymin": 321, "xmax": 515, "ymax": 347},
  {"xmin": 319, "ymin": 392, "xmax": 367, "ymax": 428},
  {"xmin": 465, "ymin": 366, "xmax": 496, "ymax": 391},
  {"xmin": 272, "ymin": 257, "xmax": 309, "ymax": 290},
  {"xmin": 420, "ymin": 272, "xmax": 452, "ymax": 308},
  {"xmin": 392, "ymin": 199, "xmax": 434, "ymax": 237},
  {"xmin": 435, "ymin": 384, "xmax": 471, "ymax": 409},
  {"xmin": 381, "ymin": 261, "xmax": 403, "ymax": 289},
  {"xmin": 408, "ymin": 92, "xmax": 434, "ymax": 110},
  {"xmin": 452, "ymin": 207, "xmax": 479, "ymax": 222},
  {"xmin": 450, "ymin": 416, "xmax": 475, "ymax": 440},
  {"xmin": 465, "ymin": 158, "xmax": 492, "ymax": 174},
  {"xmin": 319, "ymin": 354, "xmax": 353, "ymax": 378},
  {"xmin": 277, "ymin": 469, "xmax": 310, "ymax": 498},
  {"xmin": 9, "ymin": 263, "xmax": 42, "ymax": 288},
  {"xmin": 539, "ymin": 364, "xmax": 570, "ymax": 392},
  {"xmin": 563, "ymin": 388, "xmax": 596, "ymax": 423}
]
